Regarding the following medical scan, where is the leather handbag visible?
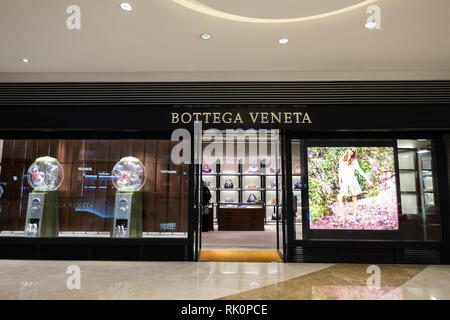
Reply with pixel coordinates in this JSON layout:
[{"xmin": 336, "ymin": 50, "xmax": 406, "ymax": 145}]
[
  {"xmin": 270, "ymin": 181, "xmax": 276, "ymax": 189},
  {"xmin": 247, "ymin": 164, "xmax": 260, "ymax": 174},
  {"xmin": 293, "ymin": 163, "xmax": 301, "ymax": 174},
  {"xmin": 202, "ymin": 165, "xmax": 212, "ymax": 173},
  {"xmin": 247, "ymin": 184, "xmax": 257, "ymax": 189},
  {"xmin": 224, "ymin": 197, "xmax": 234, "ymax": 203},
  {"xmin": 247, "ymin": 193, "xmax": 257, "ymax": 203},
  {"xmin": 271, "ymin": 198, "xmax": 276, "ymax": 205},
  {"xmin": 224, "ymin": 179, "xmax": 234, "ymax": 189},
  {"xmin": 293, "ymin": 181, "xmax": 302, "ymax": 189},
  {"xmin": 269, "ymin": 165, "xmax": 280, "ymax": 174},
  {"xmin": 271, "ymin": 208, "xmax": 278, "ymax": 220}
]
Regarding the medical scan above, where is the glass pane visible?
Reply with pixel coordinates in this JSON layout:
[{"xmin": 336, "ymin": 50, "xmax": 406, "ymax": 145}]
[
  {"xmin": 0, "ymin": 139, "xmax": 189, "ymax": 238},
  {"xmin": 399, "ymin": 172, "xmax": 417, "ymax": 192},
  {"xmin": 401, "ymin": 194, "xmax": 419, "ymax": 214},
  {"xmin": 398, "ymin": 150, "xmax": 415, "ymax": 169},
  {"xmin": 291, "ymin": 140, "xmax": 302, "ymax": 240},
  {"xmin": 398, "ymin": 139, "xmax": 441, "ymax": 240}
]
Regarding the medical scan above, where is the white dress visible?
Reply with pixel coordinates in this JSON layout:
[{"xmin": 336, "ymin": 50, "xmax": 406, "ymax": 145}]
[{"xmin": 338, "ymin": 157, "xmax": 370, "ymax": 196}]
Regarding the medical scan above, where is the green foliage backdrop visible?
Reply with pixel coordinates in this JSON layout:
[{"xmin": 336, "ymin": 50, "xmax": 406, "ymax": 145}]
[{"xmin": 308, "ymin": 147, "xmax": 395, "ymax": 222}]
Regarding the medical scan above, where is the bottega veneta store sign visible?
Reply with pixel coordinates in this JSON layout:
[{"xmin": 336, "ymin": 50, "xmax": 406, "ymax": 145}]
[{"xmin": 171, "ymin": 111, "xmax": 312, "ymax": 125}]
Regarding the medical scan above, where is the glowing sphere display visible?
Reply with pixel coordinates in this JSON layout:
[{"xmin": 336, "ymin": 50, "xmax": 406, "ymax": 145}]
[
  {"xmin": 27, "ymin": 156, "xmax": 64, "ymax": 191},
  {"xmin": 112, "ymin": 157, "xmax": 147, "ymax": 191}
]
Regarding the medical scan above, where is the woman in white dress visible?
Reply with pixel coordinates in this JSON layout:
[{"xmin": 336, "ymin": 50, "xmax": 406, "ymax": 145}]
[{"xmin": 337, "ymin": 148, "xmax": 372, "ymax": 220}]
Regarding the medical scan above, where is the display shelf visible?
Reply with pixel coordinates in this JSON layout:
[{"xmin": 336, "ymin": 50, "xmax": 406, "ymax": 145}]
[{"xmin": 204, "ymin": 160, "xmax": 283, "ymax": 225}]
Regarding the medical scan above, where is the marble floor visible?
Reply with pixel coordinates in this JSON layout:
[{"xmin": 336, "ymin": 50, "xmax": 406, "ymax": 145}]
[{"xmin": 0, "ymin": 259, "xmax": 448, "ymax": 300}]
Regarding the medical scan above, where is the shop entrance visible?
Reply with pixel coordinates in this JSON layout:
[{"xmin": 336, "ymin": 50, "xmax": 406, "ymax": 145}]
[{"xmin": 194, "ymin": 129, "xmax": 287, "ymax": 262}]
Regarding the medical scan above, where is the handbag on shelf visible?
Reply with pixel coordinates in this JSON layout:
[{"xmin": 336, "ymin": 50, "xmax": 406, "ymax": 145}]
[
  {"xmin": 224, "ymin": 197, "xmax": 234, "ymax": 203},
  {"xmin": 224, "ymin": 179, "xmax": 234, "ymax": 189},
  {"xmin": 293, "ymin": 163, "xmax": 301, "ymax": 174},
  {"xmin": 271, "ymin": 198, "xmax": 276, "ymax": 205},
  {"xmin": 247, "ymin": 193, "xmax": 257, "ymax": 203},
  {"xmin": 293, "ymin": 181, "xmax": 302, "ymax": 189},
  {"xmin": 247, "ymin": 164, "xmax": 260, "ymax": 174},
  {"xmin": 202, "ymin": 165, "xmax": 212, "ymax": 174},
  {"xmin": 247, "ymin": 184, "xmax": 257, "ymax": 189},
  {"xmin": 270, "ymin": 181, "xmax": 277, "ymax": 189},
  {"xmin": 271, "ymin": 208, "xmax": 278, "ymax": 220},
  {"xmin": 269, "ymin": 165, "xmax": 280, "ymax": 174}
]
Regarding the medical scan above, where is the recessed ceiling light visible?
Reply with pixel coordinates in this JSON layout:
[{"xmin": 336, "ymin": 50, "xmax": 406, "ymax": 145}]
[
  {"xmin": 278, "ymin": 38, "xmax": 288, "ymax": 44},
  {"xmin": 365, "ymin": 22, "xmax": 377, "ymax": 29},
  {"xmin": 22, "ymin": 58, "xmax": 29, "ymax": 63},
  {"xmin": 120, "ymin": 2, "xmax": 132, "ymax": 11},
  {"xmin": 201, "ymin": 33, "xmax": 212, "ymax": 40}
]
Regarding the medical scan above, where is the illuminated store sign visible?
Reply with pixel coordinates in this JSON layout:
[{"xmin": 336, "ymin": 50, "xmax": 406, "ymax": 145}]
[{"xmin": 171, "ymin": 111, "xmax": 312, "ymax": 124}]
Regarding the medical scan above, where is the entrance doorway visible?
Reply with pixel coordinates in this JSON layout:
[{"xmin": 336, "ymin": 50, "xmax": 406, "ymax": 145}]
[{"xmin": 194, "ymin": 129, "xmax": 286, "ymax": 262}]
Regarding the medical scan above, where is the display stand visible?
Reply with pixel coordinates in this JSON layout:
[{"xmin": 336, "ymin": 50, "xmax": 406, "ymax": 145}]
[
  {"xmin": 111, "ymin": 191, "xmax": 143, "ymax": 238},
  {"xmin": 25, "ymin": 190, "xmax": 59, "ymax": 237}
]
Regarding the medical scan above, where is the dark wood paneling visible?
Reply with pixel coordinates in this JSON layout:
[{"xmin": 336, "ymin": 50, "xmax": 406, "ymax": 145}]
[
  {"xmin": 143, "ymin": 141, "xmax": 157, "ymax": 233},
  {"xmin": 13, "ymin": 140, "xmax": 27, "ymax": 161}
]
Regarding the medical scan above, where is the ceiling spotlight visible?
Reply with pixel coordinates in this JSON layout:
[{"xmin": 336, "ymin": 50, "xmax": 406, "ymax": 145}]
[
  {"xmin": 278, "ymin": 38, "xmax": 288, "ymax": 44},
  {"xmin": 22, "ymin": 58, "xmax": 29, "ymax": 63},
  {"xmin": 120, "ymin": 2, "xmax": 132, "ymax": 11},
  {"xmin": 365, "ymin": 22, "xmax": 377, "ymax": 29},
  {"xmin": 201, "ymin": 33, "xmax": 212, "ymax": 40}
]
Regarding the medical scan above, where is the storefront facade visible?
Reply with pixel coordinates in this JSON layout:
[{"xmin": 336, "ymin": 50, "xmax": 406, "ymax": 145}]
[{"xmin": 0, "ymin": 81, "xmax": 449, "ymax": 264}]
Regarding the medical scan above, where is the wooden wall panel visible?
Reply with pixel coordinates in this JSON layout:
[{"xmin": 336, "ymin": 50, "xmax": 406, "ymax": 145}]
[
  {"xmin": 120, "ymin": 140, "xmax": 133, "ymax": 158},
  {"xmin": 168, "ymin": 141, "xmax": 181, "ymax": 232},
  {"xmin": 2, "ymin": 140, "xmax": 14, "ymax": 164},
  {"xmin": 24, "ymin": 139, "xmax": 38, "ymax": 162},
  {"xmin": 156, "ymin": 141, "xmax": 170, "ymax": 231},
  {"xmin": 68, "ymin": 163, "xmax": 83, "ymax": 231},
  {"xmin": 0, "ymin": 163, "xmax": 12, "ymax": 230},
  {"xmin": 13, "ymin": 140, "xmax": 27, "ymax": 161},
  {"xmin": 58, "ymin": 140, "xmax": 74, "ymax": 163},
  {"xmin": 142, "ymin": 141, "xmax": 157, "ymax": 233},
  {"xmin": 36, "ymin": 140, "xmax": 50, "ymax": 158}
]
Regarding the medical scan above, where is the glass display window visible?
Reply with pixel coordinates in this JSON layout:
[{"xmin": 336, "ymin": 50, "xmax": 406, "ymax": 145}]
[{"xmin": 0, "ymin": 139, "xmax": 189, "ymax": 238}]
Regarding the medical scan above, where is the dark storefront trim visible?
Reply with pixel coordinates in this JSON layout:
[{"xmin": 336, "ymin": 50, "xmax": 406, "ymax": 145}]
[{"xmin": 0, "ymin": 81, "xmax": 449, "ymax": 263}]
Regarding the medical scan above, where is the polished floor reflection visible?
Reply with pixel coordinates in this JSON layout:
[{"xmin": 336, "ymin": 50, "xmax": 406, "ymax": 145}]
[{"xmin": 0, "ymin": 260, "xmax": 448, "ymax": 300}]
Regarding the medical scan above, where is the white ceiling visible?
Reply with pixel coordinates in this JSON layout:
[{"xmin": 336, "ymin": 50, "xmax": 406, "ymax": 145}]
[{"xmin": 0, "ymin": 0, "xmax": 449, "ymax": 82}]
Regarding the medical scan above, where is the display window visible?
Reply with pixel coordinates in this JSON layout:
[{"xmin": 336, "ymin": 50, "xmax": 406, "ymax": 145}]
[
  {"xmin": 293, "ymin": 138, "xmax": 441, "ymax": 241},
  {"xmin": 0, "ymin": 139, "xmax": 189, "ymax": 238}
]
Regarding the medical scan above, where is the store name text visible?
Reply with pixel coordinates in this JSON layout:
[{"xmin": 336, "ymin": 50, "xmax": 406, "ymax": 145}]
[{"xmin": 171, "ymin": 111, "xmax": 312, "ymax": 124}]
